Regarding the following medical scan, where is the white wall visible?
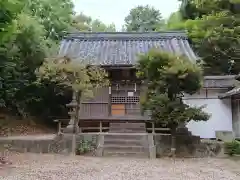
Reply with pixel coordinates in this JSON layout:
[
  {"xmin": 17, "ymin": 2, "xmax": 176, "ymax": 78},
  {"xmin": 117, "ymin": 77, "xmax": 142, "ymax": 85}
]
[
  {"xmin": 184, "ymin": 89, "xmax": 233, "ymax": 139},
  {"xmin": 231, "ymin": 100, "xmax": 240, "ymax": 138}
]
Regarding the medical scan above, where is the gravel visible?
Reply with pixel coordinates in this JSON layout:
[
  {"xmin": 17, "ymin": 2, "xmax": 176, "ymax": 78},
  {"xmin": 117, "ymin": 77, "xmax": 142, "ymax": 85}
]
[{"xmin": 0, "ymin": 153, "xmax": 239, "ymax": 180}]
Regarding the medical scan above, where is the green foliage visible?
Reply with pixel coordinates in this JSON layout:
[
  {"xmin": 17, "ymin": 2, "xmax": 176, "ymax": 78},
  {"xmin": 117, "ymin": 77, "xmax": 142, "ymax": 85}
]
[
  {"xmin": 179, "ymin": 0, "xmax": 199, "ymax": 20},
  {"xmin": 23, "ymin": 0, "xmax": 75, "ymax": 40},
  {"xmin": 76, "ymin": 140, "xmax": 94, "ymax": 155},
  {"xmin": 36, "ymin": 57, "xmax": 109, "ymax": 97},
  {"xmin": 146, "ymin": 94, "xmax": 209, "ymax": 127},
  {"xmin": 137, "ymin": 50, "xmax": 203, "ymax": 95},
  {"xmin": 168, "ymin": 0, "xmax": 240, "ymax": 75},
  {"xmin": 0, "ymin": 13, "xmax": 49, "ymax": 114},
  {"xmin": 0, "ymin": 0, "xmax": 21, "ymax": 43},
  {"xmin": 224, "ymin": 140, "xmax": 240, "ymax": 156},
  {"xmin": 91, "ymin": 20, "xmax": 116, "ymax": 32},
  {"xmin": 124, "ymin": 5, "xmax": 164, "ymax": 31},
  {"xmin": 70, "ymin": 13, "xmax": 116, "ymax": 32},
  {"xmin": 137, "ymin": 50, "xmax": 209, "ymax": 128},
  {"xmin": 187, "ymin": 13, "xmax": 240, "ymax": 75},
  {"xmin": 179, "ymin": 0, "xmax": 238, "ymax": 20},
  {"xmin": 0, "ymin": 0, "xmax": 74, "ymax": 119},
  {"xmin": 166, "ymin": 11, "xmax": 184, "ymax": 30},
  {"xmin": 0, "ymin": 0, "xmax": 115, "ymax": 122}
]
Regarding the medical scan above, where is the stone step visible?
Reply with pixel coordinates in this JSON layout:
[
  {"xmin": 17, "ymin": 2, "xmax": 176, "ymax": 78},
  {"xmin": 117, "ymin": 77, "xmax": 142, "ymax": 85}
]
[
  {"xmin": 109, "ymin": 128, "xmax": 146, "ymax": 133},
  {"xmin": 109, "ymin": 126, "xmax": 146, "ymax": 129},
  {"xmin": 102, "ymin": 133, "xmax": 150, "ymax": 158},
  {"xmin": 103, "ymin": 151, "xmax": 148, "ymax": 158},
  {"xmin": 104, "ymin": 144, "xmax": 146, "ymax": 152},
  {"xmin": 109, "ymin": 122, "xmax": 146, "ymax": 133},
  {"xmin": 104, "ymin": 134, "xmax": 148, "ymax": 140},
  {"xmin": 104, "ymin": 139, "xmax": 145, "ymax": 146},
  {"xmin": 110, "ymin": 123, "xmax": 146, "ymax": 128}
]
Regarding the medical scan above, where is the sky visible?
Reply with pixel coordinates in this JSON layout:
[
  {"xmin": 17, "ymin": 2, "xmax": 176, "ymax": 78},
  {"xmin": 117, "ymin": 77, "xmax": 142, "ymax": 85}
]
[{"xmin": 73, "ymin": 0, "xmax": 180, "ymax": 29}]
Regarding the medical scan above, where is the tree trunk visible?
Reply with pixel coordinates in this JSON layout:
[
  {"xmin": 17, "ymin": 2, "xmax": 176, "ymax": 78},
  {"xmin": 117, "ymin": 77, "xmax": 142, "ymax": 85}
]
[
  {"xmin": 169, "ymin": 126, "xmax": 177, "ymax": 158},
  {"xmin": 71, "ymin": 91, "xmax": 81, "ymax": 155}
]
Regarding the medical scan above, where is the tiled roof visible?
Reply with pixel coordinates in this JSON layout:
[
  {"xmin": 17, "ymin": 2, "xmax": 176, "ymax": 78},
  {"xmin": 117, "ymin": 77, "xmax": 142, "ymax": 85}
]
[{"xmin": 58, "ymin": 31, "xmax": 198, "ymax": 65}]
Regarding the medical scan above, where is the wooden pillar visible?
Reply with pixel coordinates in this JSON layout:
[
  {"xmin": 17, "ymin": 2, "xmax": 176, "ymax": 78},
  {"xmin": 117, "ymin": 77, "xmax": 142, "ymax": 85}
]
[
  {"xmin": 124, "ymin": 81, "xmax": 128, "ymax": 115},
  {"xmin": 108, "ymin": 86, "xmax": 112, "ymax": 116}
]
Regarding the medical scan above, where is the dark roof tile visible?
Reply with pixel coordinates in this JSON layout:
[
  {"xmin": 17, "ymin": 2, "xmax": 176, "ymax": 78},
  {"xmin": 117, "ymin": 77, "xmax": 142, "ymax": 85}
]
[{"xmin": 58, "ymin": 31, "xmax": 198, "ymax": 65}]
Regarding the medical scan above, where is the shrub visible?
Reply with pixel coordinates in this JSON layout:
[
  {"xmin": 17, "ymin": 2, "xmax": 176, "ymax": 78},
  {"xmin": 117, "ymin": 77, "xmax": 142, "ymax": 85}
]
[
  {"xmin": 76, "ymin": 140, "xmax": 94, "ymax": 155},
  {"xmin": 224, "ymin": 140, "xmax": 240, "ymax": 156}
]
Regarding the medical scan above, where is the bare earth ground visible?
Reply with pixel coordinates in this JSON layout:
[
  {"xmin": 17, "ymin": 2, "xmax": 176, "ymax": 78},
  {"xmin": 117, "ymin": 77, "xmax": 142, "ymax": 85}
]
[{"xmin": 0, "ymin": 153, "xmax": 239, "ymax": 180}]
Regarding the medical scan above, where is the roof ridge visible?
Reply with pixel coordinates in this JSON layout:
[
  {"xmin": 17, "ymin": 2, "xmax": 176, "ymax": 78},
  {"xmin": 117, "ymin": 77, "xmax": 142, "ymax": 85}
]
[
  {"xmin": 67, "ymin": 30, "xmax": 187, "ymax": 34},
  {"xmin": 65, "ymin": 31, "xmax": 188, "ymax": 40}
]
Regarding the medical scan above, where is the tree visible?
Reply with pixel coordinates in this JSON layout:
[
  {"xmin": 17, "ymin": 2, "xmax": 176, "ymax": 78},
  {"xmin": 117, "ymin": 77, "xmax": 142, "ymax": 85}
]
[
  {"xmin": 179, "ymin": 0, "xmax": 240, "ymax": 20},
  {"xmin": 166, "ymin": 11, "xmax": 185, "ymax": 30},
  {"xmin": 1, "ymin": 0, "xmax": 116, "ymax": 121},
  {"xmin": 137, "ymin": 50, "xmax": 210, "ymax": 156},
  {"xmin": 0, "ymin": 0, "xmax": 74, "ymax": 120},
  {"xmin": 70, "ymin": 13, "xmax": 92, "ymax": 32},
  {"xmin": 36, "ymin": 57, "xmax": 109, "ymax": 154},
  {"xmin": 36, "ymin": 57, "xmax": 109, "ymax": 96},
  {"xmin": 70, "ymin": 13, "xmax": 116, "ymax": 32},
  {"xmin": 23, "ymin": 0, "xmax": 75, "ymax": 41},
  {"xmin": 124, "ymin": 5, "xmax": 164, "ymax": 31},
  {"xmin": 91, "ymin": 19, "xmax": 116, "ymax": 32},
  {"xmin": 0, "ymin": 0, "xmax": 22, "ymax": 43},
  {"xmin": 0, "ymin": 13, "xmax": 53, "ymax": 115},
  {"xmin": 167, "ymin": 0, "xmax": 240, "ymax": 75}
]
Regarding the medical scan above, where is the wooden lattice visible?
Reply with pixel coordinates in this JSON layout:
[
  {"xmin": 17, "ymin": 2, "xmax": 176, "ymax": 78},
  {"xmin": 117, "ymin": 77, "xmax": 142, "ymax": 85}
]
[{"xmin": 111, "ymin": 96, "xmax": 139, "ymax": 103}]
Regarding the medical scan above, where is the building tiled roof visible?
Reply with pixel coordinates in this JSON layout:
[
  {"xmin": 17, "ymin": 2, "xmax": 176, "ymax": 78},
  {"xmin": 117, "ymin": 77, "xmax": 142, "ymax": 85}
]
[{"xmin": 58, "ymin": 31, "xmax": 198, "ymax": 65}]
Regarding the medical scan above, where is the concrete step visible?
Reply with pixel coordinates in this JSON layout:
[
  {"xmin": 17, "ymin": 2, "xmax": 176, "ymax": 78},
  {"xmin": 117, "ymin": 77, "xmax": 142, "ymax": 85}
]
[
  {"xmin": 109, "ymin": 126, "xmax": 146, "ymax": 130},
  {"xmin": 109, "ymin": 123, "xmax": 147, "ymax": 134},
  {"xmin": 102, "ymin": 133, "xmax": 150, "ymax": 158},
  {"xmin": 109, "ymin": 123, "xmax": 146, "ymax": 129},
  {"xmin": 104, "ymin": 144, "xmax": 147, "ymax": 153},
  {"xmin": 104, "ymin": 134, "xmax": 148, "ymax": 140},
  {"xmin": 104, "ymin": 139, "xmax": 145, "ymax": 146},
  {"xmin": 103, "ymin": 151, "xmax": 148, "ymax": 158},
  {"xmin": 109, "ymin": 128, "xmax": 146, "ymax": 133}
]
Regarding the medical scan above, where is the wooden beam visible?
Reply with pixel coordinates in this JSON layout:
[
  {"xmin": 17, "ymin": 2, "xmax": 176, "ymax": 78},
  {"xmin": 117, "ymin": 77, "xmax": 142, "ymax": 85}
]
[
  {"xmin": 147, "ymin": 127, "xmax": 170, "ymax": 131},
  {"xmin": 81, "ymin": 127, "xmax": 109, "ymax": 130}
]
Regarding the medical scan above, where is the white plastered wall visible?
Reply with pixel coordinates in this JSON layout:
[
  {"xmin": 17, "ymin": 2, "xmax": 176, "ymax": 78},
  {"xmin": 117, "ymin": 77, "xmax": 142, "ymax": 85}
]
[{"xmin": 183, "ymin": 89, "xmax": 233, "ymax": 139}]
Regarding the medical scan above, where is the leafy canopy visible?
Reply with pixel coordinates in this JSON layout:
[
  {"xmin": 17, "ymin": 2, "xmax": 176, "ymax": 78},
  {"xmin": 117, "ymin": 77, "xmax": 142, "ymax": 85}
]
[
  {"xmin": 70, "ymin": 13, "xmax": 116, "ymax": 32},
  {"xmin": 36, "ymin": 57, "xmax": 109, "ymax": 98},
  {"xmin": 124, "ymin": 5, "xmax": 164, "ymax": 31},
  {"xmin": 169, "ymin": 0, "xmax": 240, "ymax": 75},
  {"xmin": 0, "ymin": 0, "xmax": 22, "ymax": 43},
  {"xmin": 0, "ymin": 0, "xmax": 116, "ymax": 119},
  {"xmin": 137, "ymin": 50, "xmax": 210, "ymax": 128}
]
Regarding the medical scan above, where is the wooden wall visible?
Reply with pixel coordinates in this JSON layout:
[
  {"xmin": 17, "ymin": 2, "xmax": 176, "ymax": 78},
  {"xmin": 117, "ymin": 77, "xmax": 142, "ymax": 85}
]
[{"xmin": 79, "ymin": 82, "xmax": 143, "ymax": 119}]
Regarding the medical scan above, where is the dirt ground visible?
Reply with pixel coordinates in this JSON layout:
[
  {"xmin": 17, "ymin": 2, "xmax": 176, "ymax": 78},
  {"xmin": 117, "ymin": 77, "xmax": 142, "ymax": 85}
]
[{"xmin": 0, "ymin": 153, "xmax": 239, "ymax": 180}]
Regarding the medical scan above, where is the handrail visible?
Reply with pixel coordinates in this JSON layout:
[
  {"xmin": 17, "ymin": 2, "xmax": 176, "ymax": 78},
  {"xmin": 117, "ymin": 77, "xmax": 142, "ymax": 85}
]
[{"xmin": 54, "ymin": 118, "xmax": 170, "ymax": 135}]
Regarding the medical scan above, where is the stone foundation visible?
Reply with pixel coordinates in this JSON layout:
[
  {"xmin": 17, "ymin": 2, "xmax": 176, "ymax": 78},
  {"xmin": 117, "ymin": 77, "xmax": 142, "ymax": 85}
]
[
  {"xmin": 155, "ymin": 135, "xmax": 225, "ymax": 158},
  {"xmin": 0, "ymin": 134, "xmax": 98, "ymax": 155},
  {"xmin": 0, "ymin": 134, "xmax": 226, "ymax": 158}
]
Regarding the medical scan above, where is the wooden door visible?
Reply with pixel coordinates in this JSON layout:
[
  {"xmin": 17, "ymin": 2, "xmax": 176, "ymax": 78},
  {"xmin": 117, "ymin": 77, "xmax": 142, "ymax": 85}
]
[{"xmin": 111, "ymin": 104, "xmax": 125, "ymax": 116}]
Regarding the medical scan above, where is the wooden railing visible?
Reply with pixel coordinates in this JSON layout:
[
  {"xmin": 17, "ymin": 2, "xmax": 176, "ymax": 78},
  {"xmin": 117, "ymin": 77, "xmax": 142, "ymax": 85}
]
[{"xmin": 54, "ymin": 119, "xmax": 170, "ymax": 135}]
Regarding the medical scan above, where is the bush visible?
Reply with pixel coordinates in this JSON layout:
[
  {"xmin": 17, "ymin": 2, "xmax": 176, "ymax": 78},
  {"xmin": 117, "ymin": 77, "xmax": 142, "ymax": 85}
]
[
  {"xmin": 224, "ymin": 140, "xmax": 240, "ymax": 156},
  {"xmin": 76, "ymin": 140, "xmax": 94, "ymax": 155}
]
